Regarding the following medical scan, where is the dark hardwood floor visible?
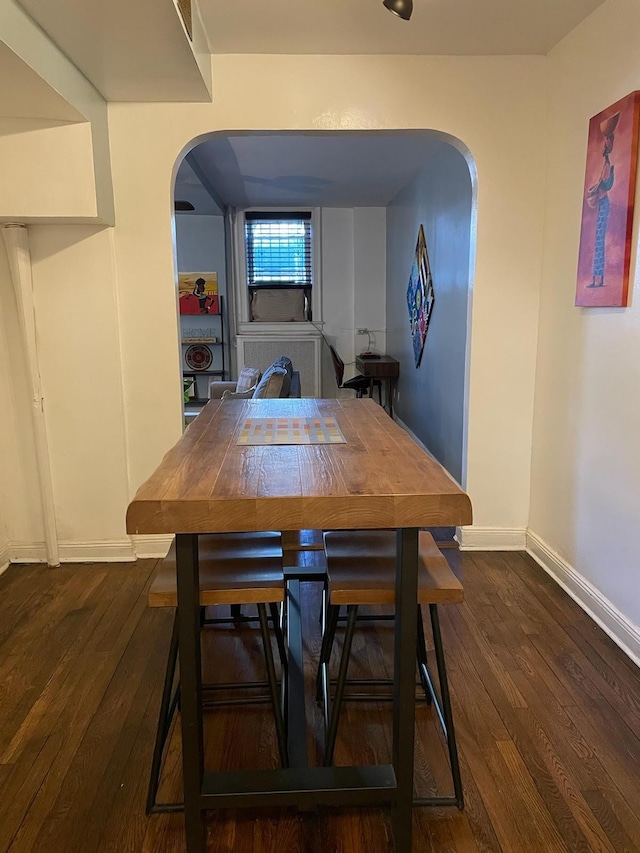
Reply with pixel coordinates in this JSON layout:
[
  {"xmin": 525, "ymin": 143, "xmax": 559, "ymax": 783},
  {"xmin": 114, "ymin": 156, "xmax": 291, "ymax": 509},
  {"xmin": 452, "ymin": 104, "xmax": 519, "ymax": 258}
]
[{"xmin": 0, "ymin": 549, "xmax": 639, "ymax": 852}]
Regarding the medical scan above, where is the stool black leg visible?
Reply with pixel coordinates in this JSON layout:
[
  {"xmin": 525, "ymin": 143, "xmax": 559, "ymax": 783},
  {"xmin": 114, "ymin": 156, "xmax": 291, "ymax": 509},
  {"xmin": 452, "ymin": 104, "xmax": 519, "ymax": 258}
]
[
  {"xmin": 269, "ymin": 602, "xmax": 288, "ymax": 673},
  {"xmin": 147, "ymin": 612, "xmax": 179, "ymax": 814},
  {"xmin": 430, "ymin": 603, "xmax": 464, "ymax": 809},
  {"xmin": 269, "ymin": 601, "xmax": 289, "ymax": 733},
  {"xmin": 324, "ymin": 604, "xmax": 358, "ymax": 766},
  {"xmin": 316, "ymin": 602, "xmax": 340, "ymax": 704},
  {"xmin": 416, "ymin": 606, "xmax": 433, "ymax": 706},
  {"xmin": 257, "ymin": 604, "xmax": 288, "ymax": 768}
]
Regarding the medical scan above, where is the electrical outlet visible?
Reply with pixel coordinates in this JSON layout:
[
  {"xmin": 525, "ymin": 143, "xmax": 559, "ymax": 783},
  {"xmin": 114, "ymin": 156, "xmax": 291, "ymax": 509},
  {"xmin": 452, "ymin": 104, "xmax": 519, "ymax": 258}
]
[{"xmin": 356, "ymin": 328, "xmax": 368, "ymax": 335}]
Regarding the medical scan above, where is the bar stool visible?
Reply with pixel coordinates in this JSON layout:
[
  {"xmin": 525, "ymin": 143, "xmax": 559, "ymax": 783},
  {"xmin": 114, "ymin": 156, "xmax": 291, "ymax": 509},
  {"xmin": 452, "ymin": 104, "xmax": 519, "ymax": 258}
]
[
  {"xmin": 146, "ymin": 531, "xmax": 288, "ymax": 814},
  {"xmin": 317, "ymin": 529, "xmax": 464, "ymax": 808}
]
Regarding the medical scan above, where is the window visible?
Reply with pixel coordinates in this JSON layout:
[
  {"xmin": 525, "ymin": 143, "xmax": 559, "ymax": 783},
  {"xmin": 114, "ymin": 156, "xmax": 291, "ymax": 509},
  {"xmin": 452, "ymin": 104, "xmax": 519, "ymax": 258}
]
[
  {"xmin": 244, "ymin": 212, "xmax": 313, "ymax": 322},
  {"xmin": 245, "ymin": 212, "xmax": 312, "ymax": 287}
]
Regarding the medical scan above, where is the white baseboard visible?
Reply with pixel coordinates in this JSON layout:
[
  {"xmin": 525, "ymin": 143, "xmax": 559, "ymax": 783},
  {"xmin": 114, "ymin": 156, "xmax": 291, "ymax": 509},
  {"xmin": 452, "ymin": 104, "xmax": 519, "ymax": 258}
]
[
  {"xmin": 457, "ymin": 526, "xmax": 527, "ymax": 550},
  {"xmin": 526, "ymin": 530, "xmax": 640, "ymax": 668},
  {"xmin": 131, "ymin": 535, "xmax": 173, "ymax": 559},
  {"xmin": 6, "ymin": 535, "xmax": 173, "ymax": 564},
  {"xmin": 9, "ymin": 539, "xmax": 136, "ymax": 564},
  {"xmin": 0, "ymin": 544, "xmax": 9, "ymax": 576}
]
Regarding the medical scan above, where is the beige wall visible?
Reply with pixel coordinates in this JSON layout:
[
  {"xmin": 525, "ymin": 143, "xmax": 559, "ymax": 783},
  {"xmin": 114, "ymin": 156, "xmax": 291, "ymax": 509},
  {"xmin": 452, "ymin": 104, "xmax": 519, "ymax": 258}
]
[
  {"xmin": 1, "ymin": 11, "xmax": 637, "ymax": 655},
  {"xmin": 0, "ymin": 235, "xmax": 44, "ymax": 556},
  {"xmin": 530, "ymin": 0, "xmax": 640, "ymax": 632},
  {"xmin": 1, "ymin": 51, "xmax": 547, "ymax": 560},
  {"xmin": 29, "ymin": 226, "xmax": 131, "ymax": 548},
  {"xmin": 110, "ymin": 54, "xmax": 547, "ymax": 534}
]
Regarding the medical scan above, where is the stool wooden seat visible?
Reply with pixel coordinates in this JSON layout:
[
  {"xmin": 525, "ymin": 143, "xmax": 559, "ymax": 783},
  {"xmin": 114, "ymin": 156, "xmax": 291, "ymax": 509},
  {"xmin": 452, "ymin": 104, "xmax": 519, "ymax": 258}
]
[
  {"xmin": 282, "ymin": 529, "xmax": 327, "ymax": 582},
  {"xmin": 317, "ymin": 529, "xmax": 464, "ymax": 809},
  {"xmin": 147, "ymin": 531, "xmax": 287, "ymax": 814},
  {"xmin": 149, "ymin": 532, "xmax": 285, "ymax": 607},
  {"xmin": 325, "ymin": 530, "xmax": 463, "ymax": 606}
]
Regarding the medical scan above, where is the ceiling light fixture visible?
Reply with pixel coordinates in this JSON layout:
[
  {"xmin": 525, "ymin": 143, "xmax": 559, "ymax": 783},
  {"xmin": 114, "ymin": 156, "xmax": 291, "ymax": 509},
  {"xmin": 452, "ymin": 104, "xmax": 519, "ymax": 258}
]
[{"xmin": 383, "ymin": 0, "xmax": 413, "ymax": 20}]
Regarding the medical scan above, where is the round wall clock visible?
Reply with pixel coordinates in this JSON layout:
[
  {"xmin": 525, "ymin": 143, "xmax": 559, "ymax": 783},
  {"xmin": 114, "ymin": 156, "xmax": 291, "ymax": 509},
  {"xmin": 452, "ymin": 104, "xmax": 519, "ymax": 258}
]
[{"xmin": 184, "ymin": 344, "xmax": 213, "ymax": 371}]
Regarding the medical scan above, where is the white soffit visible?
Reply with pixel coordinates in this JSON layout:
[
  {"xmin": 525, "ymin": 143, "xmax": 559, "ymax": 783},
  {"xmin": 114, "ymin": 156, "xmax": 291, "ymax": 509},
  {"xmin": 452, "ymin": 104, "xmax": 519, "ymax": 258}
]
[
  {"xmin": 15, "ymin": 0, "xmax": 210, "ymax": 101},
  {"xmin": 0, "ymin": 43, "xmax": 83, "ymax": 121},
  {"xmin": 202, "ymin": 0, "xmax": 604, "ymax": 56}
]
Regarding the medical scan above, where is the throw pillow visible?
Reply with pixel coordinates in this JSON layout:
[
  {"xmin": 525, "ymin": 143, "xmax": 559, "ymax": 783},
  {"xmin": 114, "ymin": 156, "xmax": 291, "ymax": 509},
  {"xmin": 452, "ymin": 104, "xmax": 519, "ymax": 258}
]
[
  {"xmin": 252, "ymin": 366, "xmax": 288, "ymax": 399},
  {"xmin": 271, "ymin": 356, "xmax": 293, "ymax": 397},
  {"xmin": 236, "ymin": 366, "xmax": 261, "ymax": 393}
]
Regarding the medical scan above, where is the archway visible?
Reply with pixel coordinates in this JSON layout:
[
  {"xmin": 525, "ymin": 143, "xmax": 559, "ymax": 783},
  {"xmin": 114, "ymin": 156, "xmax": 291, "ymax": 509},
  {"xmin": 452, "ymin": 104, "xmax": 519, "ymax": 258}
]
[{"xmin": 172, "ymin": 130, "xmax": 476, "ymax": 485}]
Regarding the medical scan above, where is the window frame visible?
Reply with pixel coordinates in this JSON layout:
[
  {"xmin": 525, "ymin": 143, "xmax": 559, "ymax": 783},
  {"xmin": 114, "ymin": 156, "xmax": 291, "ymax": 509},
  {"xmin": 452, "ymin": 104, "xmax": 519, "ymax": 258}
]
[{"xmin": 234, "ymin": 207, "xmax": 322, "ymax": 336}]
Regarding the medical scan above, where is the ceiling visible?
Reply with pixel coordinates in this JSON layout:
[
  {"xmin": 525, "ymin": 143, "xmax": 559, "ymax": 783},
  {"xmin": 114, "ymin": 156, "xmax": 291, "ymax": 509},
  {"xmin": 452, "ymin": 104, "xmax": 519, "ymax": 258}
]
[
  {"xmin": 200, "ymin": 0, "xmax": 604, "ymax": 56},
  {"xmin": 10, "ymin": 0, "xmax": 603, "ymax": 107},
  {"xmin": 175, "ymin": 132, "xmax": 454, "ymax": 212},
  {"xmin": 175, "ymin": 158, "xmax": 223, "ymax": 215},
  {"xmin": 15, "ymin": 0, "xmax": 210, "ymax": 101}
]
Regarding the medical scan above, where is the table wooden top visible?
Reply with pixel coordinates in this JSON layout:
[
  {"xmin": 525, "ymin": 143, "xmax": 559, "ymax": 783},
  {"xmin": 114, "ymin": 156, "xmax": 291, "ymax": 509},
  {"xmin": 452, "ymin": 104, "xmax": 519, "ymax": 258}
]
[{"xmin": 126, "ymin": 398, "xmax": 472, "ymax": 535}]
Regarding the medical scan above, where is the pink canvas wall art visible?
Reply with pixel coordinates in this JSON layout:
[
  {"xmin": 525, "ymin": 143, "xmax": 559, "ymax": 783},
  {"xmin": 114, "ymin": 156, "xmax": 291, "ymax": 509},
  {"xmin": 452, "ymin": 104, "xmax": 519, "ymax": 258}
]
[{"xmin": 576, "ymin": 91, "xmax": 640, "ymax": 307}]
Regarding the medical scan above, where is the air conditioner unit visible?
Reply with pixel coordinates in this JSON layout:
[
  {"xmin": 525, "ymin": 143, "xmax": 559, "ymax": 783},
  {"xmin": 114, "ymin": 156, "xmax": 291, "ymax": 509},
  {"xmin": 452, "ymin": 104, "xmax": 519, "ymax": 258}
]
[{"xmin": 236, "ymin": 335, "xmax": 322, "ymax": 397}]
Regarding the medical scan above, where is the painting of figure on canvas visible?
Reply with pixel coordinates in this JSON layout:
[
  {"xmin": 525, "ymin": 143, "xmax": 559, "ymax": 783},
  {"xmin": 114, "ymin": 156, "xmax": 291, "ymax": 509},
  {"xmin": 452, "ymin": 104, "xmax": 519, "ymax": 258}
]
[{"xmin": 576, "ymin": 91, "xmax": 640, "ymax": 307}]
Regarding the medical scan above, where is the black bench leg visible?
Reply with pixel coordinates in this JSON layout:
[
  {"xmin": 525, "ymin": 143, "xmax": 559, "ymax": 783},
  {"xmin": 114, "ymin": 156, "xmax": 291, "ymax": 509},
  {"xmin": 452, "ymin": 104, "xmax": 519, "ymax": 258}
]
[
  {"xmin": 258, "ymin": 604, "xmax": 288, "ymax": 768},
  {"xmin": 324, "ymin": 604, "xmax": 358, "ymax": 766},
  {"xmin": 430, "ymin": 603, "xmax": 464, "ymax": 809},
  {"xmin": 146, "ymin": 613, "xmax": 179, "ymax": 814}
]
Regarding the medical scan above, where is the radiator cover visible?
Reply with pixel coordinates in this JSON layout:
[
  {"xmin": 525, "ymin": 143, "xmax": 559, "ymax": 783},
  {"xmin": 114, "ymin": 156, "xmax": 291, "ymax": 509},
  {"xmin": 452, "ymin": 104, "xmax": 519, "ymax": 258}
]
[{"xmin": 236, "ymin": 335, "xmax": 321, "ymax": 397}]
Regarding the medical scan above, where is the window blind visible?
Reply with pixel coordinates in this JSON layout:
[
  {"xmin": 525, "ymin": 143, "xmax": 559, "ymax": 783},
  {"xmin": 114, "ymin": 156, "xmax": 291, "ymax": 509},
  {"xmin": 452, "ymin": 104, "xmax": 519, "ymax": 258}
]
[{"xmin": 245, "ymin": 212, "xmax": 312, "ymax": 287}]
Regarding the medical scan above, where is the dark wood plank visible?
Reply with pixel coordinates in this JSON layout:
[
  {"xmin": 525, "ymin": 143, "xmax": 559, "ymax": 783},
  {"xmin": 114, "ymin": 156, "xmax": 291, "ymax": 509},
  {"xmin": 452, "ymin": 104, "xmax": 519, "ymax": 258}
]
[{"xmin": 1, "ymin": 551, "xmax": 640, "ymax": 852}]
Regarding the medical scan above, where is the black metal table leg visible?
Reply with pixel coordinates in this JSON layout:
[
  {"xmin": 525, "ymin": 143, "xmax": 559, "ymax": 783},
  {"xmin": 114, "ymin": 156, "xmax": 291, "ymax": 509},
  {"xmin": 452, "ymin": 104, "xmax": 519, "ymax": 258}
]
[
  {"xmin": 393, "ymin": 528, "xmax": 419, "ymax": 852},
  {"xmin": 176, "ymin": 534, "xmax": 206, "ymax": 853},
  {"xmin": 286, "ymin": 579, "xmax": 308, "ymax": 769}
]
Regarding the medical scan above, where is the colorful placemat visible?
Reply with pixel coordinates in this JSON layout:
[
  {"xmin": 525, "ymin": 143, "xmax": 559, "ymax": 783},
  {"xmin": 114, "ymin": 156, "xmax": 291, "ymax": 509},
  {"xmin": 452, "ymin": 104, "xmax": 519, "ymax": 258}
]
[{"xmin": 236, "ymin": 417, "xmax": 346, "ymax": 446}]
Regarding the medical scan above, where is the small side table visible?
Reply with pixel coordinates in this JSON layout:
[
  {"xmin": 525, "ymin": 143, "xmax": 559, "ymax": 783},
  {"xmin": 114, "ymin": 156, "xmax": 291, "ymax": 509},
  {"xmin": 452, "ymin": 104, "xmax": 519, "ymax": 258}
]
[{"xmin": 356, "ymin": 355, "xmax": 399, "ymax": 419}]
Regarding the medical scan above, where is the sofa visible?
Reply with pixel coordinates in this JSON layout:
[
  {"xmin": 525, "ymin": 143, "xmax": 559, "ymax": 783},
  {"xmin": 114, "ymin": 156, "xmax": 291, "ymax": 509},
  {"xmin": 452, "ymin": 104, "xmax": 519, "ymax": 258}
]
[{"xmin": 208, "ymin": 355, "xmax": 301, "ymax": 401}]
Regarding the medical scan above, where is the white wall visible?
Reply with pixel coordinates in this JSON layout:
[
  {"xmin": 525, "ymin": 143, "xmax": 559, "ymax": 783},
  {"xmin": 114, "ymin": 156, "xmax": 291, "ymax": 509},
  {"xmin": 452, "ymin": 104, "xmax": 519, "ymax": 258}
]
[
  {"xmin": 28, "ymin": 225, "xmax": 131, "ymax": 555},
  {"xmin": 386, "ymin": 144, "xmax": 473, "ymax": 485},
  {"xmin": 353, "ymin": 207, "xmax": 386, "ymax": 357},
  {"xmin": 106, "ymin": 53, "xmax": 547, "ymax": 530},
  {"xmin": 0, "ymin": 235, "xmax": 43, "ymax": 557},
  {"xmin": 529, "ymin": 0, "xmax": 640, "ymax": 639},
  {"xmin": 320, "ymin": 207, "xmax": 386, "ymax": 398},
  {"xmin": 2, "ymin": 52, "xmax": 547, "ymax": 558}
]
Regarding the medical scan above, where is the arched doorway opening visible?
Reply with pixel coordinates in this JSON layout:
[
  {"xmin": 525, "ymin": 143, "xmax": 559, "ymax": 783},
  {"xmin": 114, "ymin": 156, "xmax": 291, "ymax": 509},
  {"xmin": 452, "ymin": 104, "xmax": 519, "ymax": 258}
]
[{"xmin": 172, "ymin": 130, "xmax": 476, "ymax": 486}]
